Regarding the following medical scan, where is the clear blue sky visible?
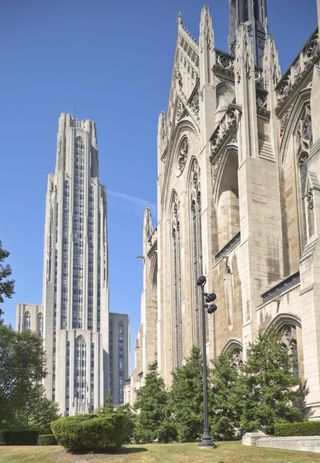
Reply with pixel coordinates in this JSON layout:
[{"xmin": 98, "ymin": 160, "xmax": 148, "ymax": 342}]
[{"xmin": 0, "ymin": 0, "xmax": 316, "ymax": 369}]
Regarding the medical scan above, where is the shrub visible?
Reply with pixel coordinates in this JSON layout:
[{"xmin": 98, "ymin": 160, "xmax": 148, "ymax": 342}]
[
  {"xmin": 2, "ymin": 430, "xmax": 39, "ymax": 445},
  {"xmin": 133, "ymin": 427, "xmax": 154, "ymax": 444},
  {"xmin": 37, "ymin": 433, "xmax": 58, "ymax": 445},
  {"xmin": 51, "ymin": 413, "xmax": 129, "ymax": 453},
  {"xmin": 112, "ymin": 406, "xmax": 135, "ymax": 444},
  {"xmin": 157, "ymin": 420, "xmax": 177, "ymax": 443},
  {"xmin": 274, "ymin": 421, "xmax": 320, "ymax": 437}
]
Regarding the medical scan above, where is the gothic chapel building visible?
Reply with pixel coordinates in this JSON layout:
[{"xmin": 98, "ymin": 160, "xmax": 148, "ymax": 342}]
[{"xmin": 127, "ymin": 0, "xmax": 320, "ymax": 419}]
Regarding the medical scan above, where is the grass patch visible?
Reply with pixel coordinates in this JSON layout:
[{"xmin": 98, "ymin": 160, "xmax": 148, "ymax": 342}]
[{"xmin": 1, "ymin": 441, "xmax": 320, "ymax": 463}]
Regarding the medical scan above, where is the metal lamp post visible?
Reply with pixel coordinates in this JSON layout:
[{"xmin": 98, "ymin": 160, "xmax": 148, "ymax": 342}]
[{"xmin": 197, "ymin": 274, "xmax": 217, "ymax": 448}]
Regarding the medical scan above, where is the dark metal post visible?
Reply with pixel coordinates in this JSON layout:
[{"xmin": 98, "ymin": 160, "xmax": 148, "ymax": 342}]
[{"xmin": 197, "ymin": 275, "xmax": 214, "ymax": 447}]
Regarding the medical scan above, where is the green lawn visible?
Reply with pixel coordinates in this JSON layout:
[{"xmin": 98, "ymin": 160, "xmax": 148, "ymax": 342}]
[{"xmin": 1, "ymin": 442, "xmax": 320, "ymax": 463}]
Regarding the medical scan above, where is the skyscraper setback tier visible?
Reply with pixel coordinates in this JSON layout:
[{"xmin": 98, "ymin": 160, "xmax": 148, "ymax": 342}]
[{"xmin": 42, "ymin": 113, "xmax": 109, "ymax": 415}]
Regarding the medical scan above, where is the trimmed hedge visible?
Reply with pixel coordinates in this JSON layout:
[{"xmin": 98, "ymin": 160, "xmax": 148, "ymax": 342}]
[
  {"xmin": 2, "ymin": 430, "xmax": 39, "ymax": 445},
  {"xmin": 37, "ymin": 434, "xmax": 58, "ymax": 445},
  {"xmin": 51, "ymin": 413, "xmax": 129, "ymax": 453},
  {"xmin": 274, "ymin": 422, "xmax": 320, "ymax": 437}
]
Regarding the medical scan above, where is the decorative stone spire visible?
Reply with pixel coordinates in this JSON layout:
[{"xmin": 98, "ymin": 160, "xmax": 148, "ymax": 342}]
[
  {"xmin": 199, "ymin": 4, "xmax": 214, "ymax": 84},
  {"xmin": 229, "ymin": 0, "xmax": 268, "ymax": 68}
]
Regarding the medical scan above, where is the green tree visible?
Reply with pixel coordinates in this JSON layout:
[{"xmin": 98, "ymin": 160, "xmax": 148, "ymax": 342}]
[
  {"xmin": 15, "ymin": 386, "xmax": 60, "ymax": 433},
  {"xmin": 0, "ymin": 325, "xmax": 46, "ymax": 429},
  {"xmin": 133, "ymin": 361, "xmax": 173, "ymax": 443},
  {"xmin": 0, "ymin": 241, "xmax": 15, "ymax": 323},
  {"xmin": 169, "ymin": 346, "xmax": 203, "ymax": 442},
  {"xmin": 238, "ymin": 330, "xmax": 304, "ymax": 434},
  {"xmin": 209, "ymin": 350, "xmax": 241, "ymax": 440}
]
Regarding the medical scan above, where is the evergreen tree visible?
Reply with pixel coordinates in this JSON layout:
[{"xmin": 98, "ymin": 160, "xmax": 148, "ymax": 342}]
[
  {"xmin": 209, "ymin": 350, "xmax": 241, "ymax": 440},
  {"xmin": 0, "ymin": 241, "xmax": 14, "ymax": 323},
  {"xmin": 133, "ymin": 361, "xmax": 173, "ymax": 443},
  {"xmin": 238, "ymin": 329, "xmax": 304, "ymax": 434},
  {"xmin": 169, "ymin": 346, "xmax": 203, "ymax": 442}
]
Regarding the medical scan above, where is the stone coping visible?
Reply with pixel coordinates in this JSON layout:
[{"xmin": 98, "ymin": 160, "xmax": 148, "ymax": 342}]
[{"xmin": 242, "ymin": 432, "xmax": 320, "ymax": 453}]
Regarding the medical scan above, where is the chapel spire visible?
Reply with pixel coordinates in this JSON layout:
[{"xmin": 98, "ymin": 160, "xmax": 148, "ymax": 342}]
[{"xmin": 228, "ymin": 0, "xmax": 268, "ymax": 68}]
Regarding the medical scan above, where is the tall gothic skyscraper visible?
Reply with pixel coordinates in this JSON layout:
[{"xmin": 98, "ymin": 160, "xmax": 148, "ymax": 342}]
[{"xmin": 42, "ymin": 113, "xmax": 109, "ymax": 415}]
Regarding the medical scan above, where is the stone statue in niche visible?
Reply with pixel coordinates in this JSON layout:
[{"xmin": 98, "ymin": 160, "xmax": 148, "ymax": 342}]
[{"xmin": 177, "ymin": 137, "xmax": 188, "ymax": 174}]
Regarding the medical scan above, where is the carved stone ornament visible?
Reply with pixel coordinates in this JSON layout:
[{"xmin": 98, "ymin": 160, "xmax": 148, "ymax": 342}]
[
  {"xmin": 177, "ymin": 137, "xmax": 189, "ymax": 175},
  {"xmin": 188, "ymin": 89, "xmax": 199, "ymax": 120},
  {"xmin": 176, "ymin": 99, "xmax": 185, "ymax": 123},
  {"xmin": 276, "ymin": 30, "xmax": 319, "ymax": 109},
  {"xmin": 279, "ymin": 108, "xmax": 291, "ymax": 138},
  {"xmin": 256, "ymin": 90, "xmax": 268, "ymax": 115},
  {"xmin": 214, "ymin": 50, "xmax": 235, "ymax": 77},
  {"xmin": 210, "ymin": 105, "xmax": 240, "ymax": 159},
  {"xmin": 296, "ymin": 106, "xmax": 312, "ymax": 158},
  {"xmin": 212, "ymin": 151, "xmax": 223, "ymax": 180},
  {"xmin": 306, "ymin": 189, "xmax": 314, "ymax": 209},
  {"xmin": 190, "ymin": 160, "xmax": 201, "ymax": 202},
  {"xmin": 175, "ymin": 69, "xmax": 183, "ymax": 89},
  {"xmin": 171, "ymin": 194, "xmax": 180, "ymax": 237}
]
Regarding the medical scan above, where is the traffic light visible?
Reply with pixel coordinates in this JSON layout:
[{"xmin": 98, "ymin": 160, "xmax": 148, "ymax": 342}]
[{"xmin": 204, "ymin": 292, "xmax": 217, "ymax": 314}]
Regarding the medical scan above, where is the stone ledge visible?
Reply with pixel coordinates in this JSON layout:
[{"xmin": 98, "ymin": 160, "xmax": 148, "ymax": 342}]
[{"xmin": 242, "ymin": 432, "xmax": 320, "ymax": 453}]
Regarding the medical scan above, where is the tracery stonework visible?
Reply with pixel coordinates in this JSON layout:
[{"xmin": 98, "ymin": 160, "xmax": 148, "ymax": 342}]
[
  {"xmin": 281, "ymin": 325, "xmax": 298, "ymax": 375},
  {"xmin": 177, "ymin": 137, "xmax": 189, "ymax": 175}
]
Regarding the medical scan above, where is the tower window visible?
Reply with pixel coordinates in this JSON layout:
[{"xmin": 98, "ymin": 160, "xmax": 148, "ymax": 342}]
[{"xmin": 23, "ymin": 311, "xmax": 31, "ymax": 331}]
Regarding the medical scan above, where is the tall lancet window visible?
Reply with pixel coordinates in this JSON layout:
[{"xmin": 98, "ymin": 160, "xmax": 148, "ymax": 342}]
[
  {"xmin": 37, "ymin": 312, "xmax": 43, "ymax": 337},
  {"xmin": 281, "ymin": 325, "xmax": 298, "ymax": 376},
  {"xmin": 23, "ymin": 311, "xmax": 30, "ymax": 331},
  {"xmin": 171, "ymin": 193, "xmax": 182, "ymax": 367},
  {"xmin": 75, "ymin": 336, "xmax": 86, "ymax": 413},
  {"xmin": 190, "ymin": 161, "xmax": 203, "ymax": 346},
  {"xmin": 72, "ymin": 137, "xmax": 84, "ymax": 329},
  {"xmin": 296, "ymin": 106, "xmax": 313, "ymax": 245}
]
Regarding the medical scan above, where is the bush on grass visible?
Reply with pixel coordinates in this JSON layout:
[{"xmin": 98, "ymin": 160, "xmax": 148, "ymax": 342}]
[
  {"xmin": 51, "ymin": 412, "xmax": 131, "ymax": 453},
  {"xmin": 2, "ymin": 430, "xmax": 39, "ymax": 445},
  {"xmin": 274, "ymin": 421, "xmax": 320, "ymax": 437},
  {"xmin": 37, "ymin": 433, "xmax": 58, "ymax": 445}
]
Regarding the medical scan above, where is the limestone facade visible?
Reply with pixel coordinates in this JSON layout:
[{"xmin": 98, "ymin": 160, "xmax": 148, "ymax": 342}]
[
  {"xmin": 130, "ymin": 0, "xmax": 320, "ymax": 419},
  {"xmin": 17, "ymin": 114, "xmax": 109, "ymax": 416},
  {"xmin": 16, "ymin": 303, "xmax": 44, "ymax": 336},
  {"xmin": 108, "ymin": 313, "xmax": 129, "ymax": 406}
]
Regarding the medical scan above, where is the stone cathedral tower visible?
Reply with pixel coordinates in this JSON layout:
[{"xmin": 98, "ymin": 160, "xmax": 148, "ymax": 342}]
[
  {"xmin": 129, "ymin": 0, "xmax": 320, "ymax": 419},
  {"xmin": 42, "ymin": 113, "xmax": 109, "ymax": 415}
]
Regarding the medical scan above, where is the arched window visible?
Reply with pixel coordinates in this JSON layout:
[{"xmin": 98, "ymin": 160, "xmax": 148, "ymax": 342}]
[
  {"xmin": 281, "ymin": 325, "xmax": 299, "ymax": 375},
  {"xmin": 171, "ymin": 192, "xmax": 182, "ymax": 367},
  {"xmin": 222, "ymin": 339, "xmax": 243, "ymax": 369},
  {"xmin": 267, "ymin": 314, "xmax": 301, "ymax": 376},
  {"xmin": 75, "ymin": 336, "xmax": 86, "ymax": 412},
  {"xmin": 37, "ymin": 313, "xmax": 43, "ymax": 337},
  {"xmin": 190, "ymin": 160, "xmax": 203, "ymax": 345},
  {"xmin": 224, "ymin": 266, "xmax": 234, "ymax": 326},
  {"xmin": 216, "ymin": 149, "xmax": 240, "ymax": 250},
  {"xmin": 296, "ymin": 106, "xmax": 313, "ymax": 245},
  {"xmin": 23, "ymin": 311, "xmax": 30, "ymax": 331}
]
